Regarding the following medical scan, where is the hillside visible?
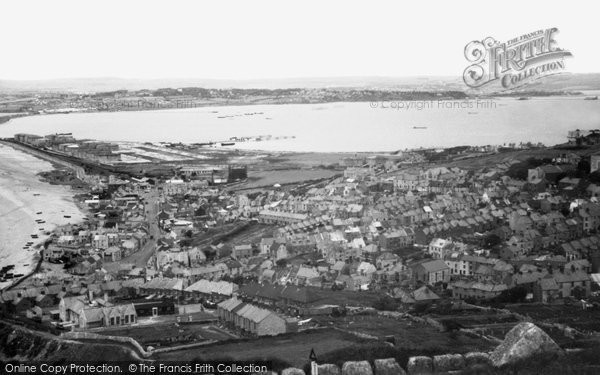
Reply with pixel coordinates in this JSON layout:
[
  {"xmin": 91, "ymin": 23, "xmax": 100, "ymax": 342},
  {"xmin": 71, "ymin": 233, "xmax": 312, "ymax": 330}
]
[{"xmin": 0, "ymin": 320, "xmax": 139, "ymax": 362}]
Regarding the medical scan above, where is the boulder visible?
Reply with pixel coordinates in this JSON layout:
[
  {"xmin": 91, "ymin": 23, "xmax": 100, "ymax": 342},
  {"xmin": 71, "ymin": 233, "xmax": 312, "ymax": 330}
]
[
  {"xmin": 433, "ymin": 354, "xmax": 465, "ymax": 372},
  {"xmin": 317, "ymin": 364, "xmax": 341, "ymax": 375},
  {"xmin": 341, "ymin": 360, "xmax": 373, "ymax": 375},
  {"xmin": 490, "ymin": 322, "xmax": 563, "ymax": 367},
  {"xmin": 282, "ymin": 368, "xmax": 305, "ymax": 375},
  {"xmin": 406, "ymin": 356, "xmax": 433, "ymax": 375},
  {"xmin": 374, "ymin": 358, "xmax": 406, "ymax": 375},
  {"xmin": 464, "ymin": 352, "xmax": 492, "ymax": 368}
]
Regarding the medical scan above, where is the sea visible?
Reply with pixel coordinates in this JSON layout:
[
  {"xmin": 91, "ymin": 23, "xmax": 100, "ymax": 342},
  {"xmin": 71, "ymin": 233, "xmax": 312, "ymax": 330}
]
[{"xmin": 1, "ymin": 97, "xmax": 600, "ymax": 152}]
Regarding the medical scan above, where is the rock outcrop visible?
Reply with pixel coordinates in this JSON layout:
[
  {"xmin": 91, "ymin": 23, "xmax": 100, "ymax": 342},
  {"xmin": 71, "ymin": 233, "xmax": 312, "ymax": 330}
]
[
  {"xmin": 432, "ymin": 353, "xmax": 465, "ymax": 373},
  {"xmin": 341, "ymin": 361, "xmax": 373, "ymax": 375},
  {"xmin": 406, "ymin": 356, "xmax": 433, "ymax": 374},
  {"xmin": 317, "ymin": 364, "xmax": 341, "ymax": 375},
  {"xmin": 490, "ymin": 322, "xmax": 563, "ymax": 367},
  {"xmin": 374, "ymin": 358, "xmax": 406, "ymax": 375}
]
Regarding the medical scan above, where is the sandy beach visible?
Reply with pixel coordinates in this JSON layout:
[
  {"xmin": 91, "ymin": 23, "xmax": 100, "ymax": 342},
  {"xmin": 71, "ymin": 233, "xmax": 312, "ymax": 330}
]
[{"xmin": 0, "ymin": 143, "xmax": 85, "ymax": 289}]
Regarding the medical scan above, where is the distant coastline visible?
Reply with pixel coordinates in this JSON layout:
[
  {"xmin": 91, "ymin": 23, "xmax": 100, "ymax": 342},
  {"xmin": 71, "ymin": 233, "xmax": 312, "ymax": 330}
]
[{"xmin": 0, "ymin": 88, "xmax": 587, "ymax": 132}]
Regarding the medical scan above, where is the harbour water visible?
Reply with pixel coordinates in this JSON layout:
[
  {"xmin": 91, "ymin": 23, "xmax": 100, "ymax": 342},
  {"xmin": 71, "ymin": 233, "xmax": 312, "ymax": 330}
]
[{"xmin": 1, "ymin": 98, "xmax": 599, "ymax": 152}]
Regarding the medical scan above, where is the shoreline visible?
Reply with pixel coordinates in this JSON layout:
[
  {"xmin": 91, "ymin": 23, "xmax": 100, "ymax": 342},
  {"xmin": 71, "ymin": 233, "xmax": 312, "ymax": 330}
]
[{"xmin": 0, "ymin": 143, "xmax": 86, "ymax": 290}]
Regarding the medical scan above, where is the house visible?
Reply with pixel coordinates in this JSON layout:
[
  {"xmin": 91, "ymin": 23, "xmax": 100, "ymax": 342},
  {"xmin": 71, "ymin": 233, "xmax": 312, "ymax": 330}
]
[
  {"xmin": 184, "ymin": 280, "xmax": 238, "ymax": 300},
  {"xmin": 217, "ymin": 298, "xmax": 295, "ymax": 336},
  {"xmin": 356, "ymin": 262, "xmax": 377, "ymax": 277},
  {"xmin": 103, "ymin": 246, "xmax": 122, "ymax": 262},
  {"xmin": 451, "ymin": 280, "xmax": 508, "ymax": 300},
  {"xmin": 232, "ymin": 244, "xmax": 253, "ymax": 259},
  {"xmin": 444, "ymin": 253, "xmax": 471, "ymax": 277},
  {"xmin": 428, "ymin": 238, "xmax": 454, "ymax": 259},
  {"xmin": 92, "ymin": 234, "xmax": 109, "ymax": 250},
  {"xmin": 133, "ymin": 299, "xmax": 176, "ymax": 317},
  {"xmin": 295, "ymin": 266, "xmax": 319, "ymax": 285},
  {"xmin": 534, "ymin": 278, "xmax": 560, "ymax": 303},
  {"xmin": 553, "ymin": 271, "xmax": 591, "ymax": 298},
  {"xmin": 411, "ymin": 259, "xmax": 451, "ymax": 285},
  {"xmin": 412, "ymin": 285, "xmax": 440, "ymax": 303},
  {"xmin": 59, "ymin": 297, "xmax": 137, "ymax": 329},
  {"xmin": 258, "ymin": 210, "xmax": 308, "ymax": 225}
]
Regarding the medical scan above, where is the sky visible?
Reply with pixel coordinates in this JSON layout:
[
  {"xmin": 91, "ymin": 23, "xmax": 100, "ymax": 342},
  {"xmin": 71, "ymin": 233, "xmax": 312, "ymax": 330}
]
[{"xmin": 0, "ymin": 0, "xmax": 596, "ymax": 80}]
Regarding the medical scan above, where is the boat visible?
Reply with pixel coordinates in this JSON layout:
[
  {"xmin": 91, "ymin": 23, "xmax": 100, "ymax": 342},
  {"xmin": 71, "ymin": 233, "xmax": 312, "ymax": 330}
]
[
  {"xmin": 585, "ymin": 96, "xmax": 598, "ymax": 100},
  {"xmin": 413, "ymin": 126, "xmax": 428, "ymax": 129}
]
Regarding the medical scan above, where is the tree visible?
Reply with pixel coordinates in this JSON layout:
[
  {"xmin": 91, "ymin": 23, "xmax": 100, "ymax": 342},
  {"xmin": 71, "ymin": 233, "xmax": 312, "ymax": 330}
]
[
  {"xmin": 575, "ymin": 159, "xmax": 590, "ymax": 176},
  {"xmin": 572, "ymin": 285, "xmax": 586, "ymax": 300},
  {"xmin": 492, "ymin": 285, "xmax": 528, "ymax": 303},
  {"xmin": 589, "ymin": 171, "xmax": 600, "ymax": 184},
  {"xmin": 483, "ymin": 233, "xmax": 502, "ymax": 249}
]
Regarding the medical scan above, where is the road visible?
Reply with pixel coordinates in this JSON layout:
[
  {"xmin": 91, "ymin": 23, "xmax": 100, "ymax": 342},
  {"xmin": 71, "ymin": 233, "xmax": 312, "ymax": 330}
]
[{"xmin": 120, "ymin": 187, "xmax": 162, "ymax": 267}]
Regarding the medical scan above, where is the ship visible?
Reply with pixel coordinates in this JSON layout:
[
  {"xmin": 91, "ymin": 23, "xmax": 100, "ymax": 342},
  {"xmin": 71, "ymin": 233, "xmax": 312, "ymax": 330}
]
[
  {"xmin": 195, "ymin": 142, "xmax": 215, "ymax": 147},
  {"xmin": 413, "ymin": 126, "xmax": 428, "ymax": 129},
  {"xmin": 517, "ymin": 97, "xmax": 530, "ymax": 100},
  {"xmin": 585, "ymin": 96, "xmax": 598, "ymax": 100},
  {"xmin": 220, "ymin": 142, "xmax": 235, "ymax": 146}
]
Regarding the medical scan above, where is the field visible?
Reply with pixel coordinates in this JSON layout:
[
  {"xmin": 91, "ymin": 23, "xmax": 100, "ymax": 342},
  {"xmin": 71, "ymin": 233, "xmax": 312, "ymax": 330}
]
[
  {"xmin": 153, "ymin": 328, "xmax": 367, "ymax": 368},
  {"xmin": 315, "ymin": 313, "xmax": 496, "ymax": 352},
  {"xmin": 505, "ymin": 303, "xmax": 600, "ymax": 333},
  {"xmin": 95, "ymin": 322, "xmax": 234, "ymax": 348},
  {"xmin": 154, "ymin": 313, "xmax": 496, "ymax": 371}
]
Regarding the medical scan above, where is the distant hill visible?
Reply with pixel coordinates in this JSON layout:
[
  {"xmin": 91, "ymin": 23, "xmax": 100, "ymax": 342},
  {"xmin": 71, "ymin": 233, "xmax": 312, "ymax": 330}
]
[
  {"xmin": 0, "ymin": 73, "xmax": 598, "ymax": 94},
  {"xmin": 0, "ymin": 76, "xmax": 464, "ymax": 93}
]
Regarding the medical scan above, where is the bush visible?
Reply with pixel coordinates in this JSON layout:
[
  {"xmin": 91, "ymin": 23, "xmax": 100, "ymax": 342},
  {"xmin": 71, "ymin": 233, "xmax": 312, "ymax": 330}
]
[{"xmin": 372, "ymin": 296, "xmax": 399, "ymax": 311}]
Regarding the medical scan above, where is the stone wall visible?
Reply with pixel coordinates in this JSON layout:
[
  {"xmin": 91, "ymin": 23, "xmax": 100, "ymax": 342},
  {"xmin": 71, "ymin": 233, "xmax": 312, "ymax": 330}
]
[
  {"xmin": 270, "ymin": 353, "xmax": 492, "ymax": 375},
  {"xmin": 61, "ymin": 331, "xmax": 151, "ymax": 358},
  {"xmin": 267, "ymin": 322, "xmax": 562, "ymax": 374}
]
